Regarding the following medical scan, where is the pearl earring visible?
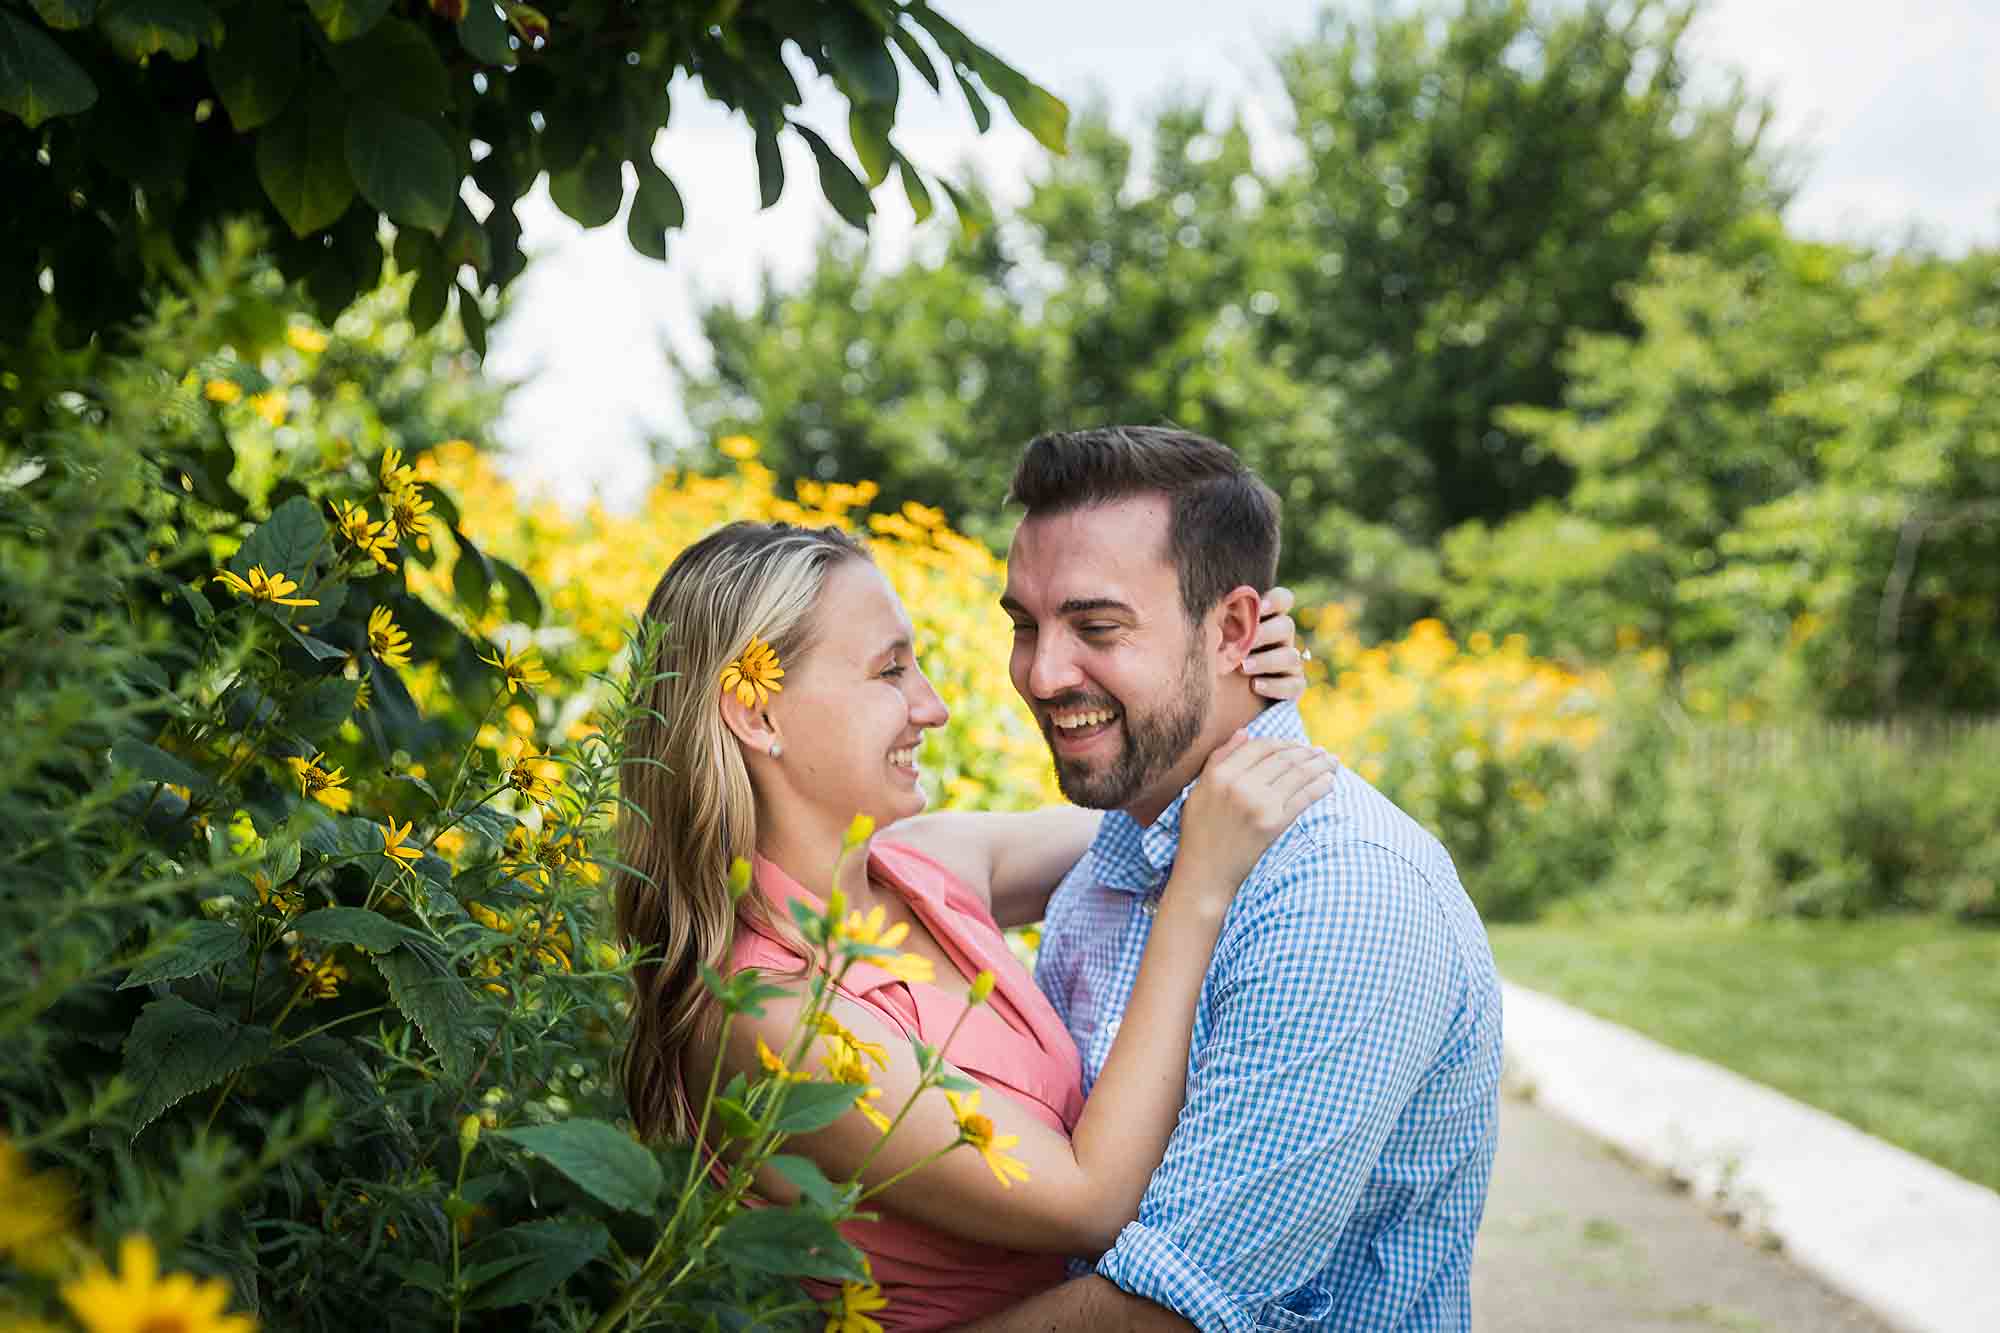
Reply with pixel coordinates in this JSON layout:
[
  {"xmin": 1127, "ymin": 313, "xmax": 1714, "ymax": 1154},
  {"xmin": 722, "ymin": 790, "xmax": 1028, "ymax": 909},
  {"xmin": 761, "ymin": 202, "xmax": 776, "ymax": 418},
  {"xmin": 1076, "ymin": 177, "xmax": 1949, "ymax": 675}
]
[{"xmin": 769, "ymin": 740, "xmax": 783, "ymax": 759}]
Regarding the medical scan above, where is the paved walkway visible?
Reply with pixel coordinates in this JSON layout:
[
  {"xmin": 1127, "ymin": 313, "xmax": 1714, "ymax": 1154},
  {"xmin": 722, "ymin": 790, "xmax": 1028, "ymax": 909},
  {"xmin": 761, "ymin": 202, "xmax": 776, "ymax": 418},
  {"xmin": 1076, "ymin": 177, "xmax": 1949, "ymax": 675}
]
[{"xmin": 1474, "ymin": 1095, "xmax": 1894, "ymax": 1333}]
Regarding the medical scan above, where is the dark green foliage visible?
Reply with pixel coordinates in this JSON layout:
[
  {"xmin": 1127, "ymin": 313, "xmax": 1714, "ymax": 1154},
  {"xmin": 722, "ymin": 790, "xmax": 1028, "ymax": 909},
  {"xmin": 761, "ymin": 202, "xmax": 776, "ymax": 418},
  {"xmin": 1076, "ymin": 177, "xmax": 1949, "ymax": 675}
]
[{"xmin": 0, "ymin": 0, "xmax": 1065, "ymax": 356}]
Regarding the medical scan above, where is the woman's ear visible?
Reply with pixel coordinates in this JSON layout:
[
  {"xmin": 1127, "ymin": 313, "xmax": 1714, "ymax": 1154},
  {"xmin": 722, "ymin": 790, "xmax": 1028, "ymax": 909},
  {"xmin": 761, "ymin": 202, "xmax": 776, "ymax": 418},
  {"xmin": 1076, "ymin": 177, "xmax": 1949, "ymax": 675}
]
[
  {"xmin": 718, "ymin": 688, "xmax": 781, "ymax": 759},
  {"xmin": 1210, "ymin": 584, "xmax": 1265, "ymax": 673}
]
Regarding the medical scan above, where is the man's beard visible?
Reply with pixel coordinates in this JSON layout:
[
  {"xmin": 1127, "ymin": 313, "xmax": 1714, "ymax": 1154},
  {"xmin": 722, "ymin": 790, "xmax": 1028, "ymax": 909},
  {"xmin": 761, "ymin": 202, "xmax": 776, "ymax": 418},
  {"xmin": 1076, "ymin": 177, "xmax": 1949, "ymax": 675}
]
[{"xmin": 1044, "ymin": 638, "xmax": 1210, "ymax": 812}]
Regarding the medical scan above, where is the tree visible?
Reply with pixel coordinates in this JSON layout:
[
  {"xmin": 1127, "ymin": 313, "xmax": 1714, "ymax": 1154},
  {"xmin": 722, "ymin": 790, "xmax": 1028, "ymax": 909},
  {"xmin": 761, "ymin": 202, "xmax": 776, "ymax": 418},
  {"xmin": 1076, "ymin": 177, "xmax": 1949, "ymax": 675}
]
[
  {"xmin": 0, "ymin": 0, "xmax": 1066, "ymax": 357},
  {"xmin": 681, "ymin": 0, "xmax": 1783, "ymax": 625},
  {"xmin": 1449, "ymin": 227, "xmax": 2000, "ymax": 713}
]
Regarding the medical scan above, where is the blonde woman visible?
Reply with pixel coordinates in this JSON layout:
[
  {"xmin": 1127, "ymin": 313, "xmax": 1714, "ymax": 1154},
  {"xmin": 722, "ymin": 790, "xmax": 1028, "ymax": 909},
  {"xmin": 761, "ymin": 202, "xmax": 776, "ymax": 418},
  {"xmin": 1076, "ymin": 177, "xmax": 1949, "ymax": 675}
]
[{"xmin": 616, "ymin": 521, "xmax": 1331, "ymax": 1330}]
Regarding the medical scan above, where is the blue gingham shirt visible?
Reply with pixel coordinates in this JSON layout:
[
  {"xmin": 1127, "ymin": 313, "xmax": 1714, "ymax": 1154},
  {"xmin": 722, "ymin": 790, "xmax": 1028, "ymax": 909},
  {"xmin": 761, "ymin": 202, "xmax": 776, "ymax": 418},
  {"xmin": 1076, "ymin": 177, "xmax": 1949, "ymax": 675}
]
[{"xmin": 1035, "ymin": 701, "xmax": 1503, "ymax": 1332}]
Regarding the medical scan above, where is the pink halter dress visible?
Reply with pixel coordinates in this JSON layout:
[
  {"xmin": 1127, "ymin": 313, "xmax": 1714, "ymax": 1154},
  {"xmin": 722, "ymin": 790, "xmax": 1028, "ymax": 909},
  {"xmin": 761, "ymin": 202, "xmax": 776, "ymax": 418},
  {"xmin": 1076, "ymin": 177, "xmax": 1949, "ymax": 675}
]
[{"xmin": 729, "ymin": 842, "xmax": 1086, "ymax": 1330}]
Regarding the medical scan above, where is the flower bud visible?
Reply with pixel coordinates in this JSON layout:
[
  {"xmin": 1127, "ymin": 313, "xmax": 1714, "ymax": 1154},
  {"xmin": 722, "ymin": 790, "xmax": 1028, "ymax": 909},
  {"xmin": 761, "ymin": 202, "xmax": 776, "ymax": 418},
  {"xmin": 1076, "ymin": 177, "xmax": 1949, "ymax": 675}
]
[
  {"xmin": 843, "ymin": 813, "xmax": 875, "ymax": 849},
  {"xmin": 458, "ymin": 1113, "xmax": 481, "ymax": 1159},
  {"xmin": 968, "ymin": 970, "xmax": 995, "ymax": 1005},
  {"xmin": 727, "ymin": 857, "xmax": 753, "ymax": 900},
  {"xmin": 591, "ymin": 941, "xmax": 622, "ymax": 971}
]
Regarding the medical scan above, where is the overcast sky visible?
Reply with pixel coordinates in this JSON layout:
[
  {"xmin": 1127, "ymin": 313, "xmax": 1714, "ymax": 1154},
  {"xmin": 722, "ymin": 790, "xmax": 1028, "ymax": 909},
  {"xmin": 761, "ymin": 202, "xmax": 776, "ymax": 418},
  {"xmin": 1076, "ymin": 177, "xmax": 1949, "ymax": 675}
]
[{"xmin": 482, "ymin": 0, "xmax": 1999, "ymax": 504}]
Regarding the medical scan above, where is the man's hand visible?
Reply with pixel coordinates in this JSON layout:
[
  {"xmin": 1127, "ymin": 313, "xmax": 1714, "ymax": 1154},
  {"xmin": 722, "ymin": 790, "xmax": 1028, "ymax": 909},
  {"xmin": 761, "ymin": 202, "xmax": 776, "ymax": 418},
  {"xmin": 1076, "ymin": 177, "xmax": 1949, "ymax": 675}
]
[{"xmin": 954, "ymin": 1275, "xmax": 1194, "ymax": 1332}]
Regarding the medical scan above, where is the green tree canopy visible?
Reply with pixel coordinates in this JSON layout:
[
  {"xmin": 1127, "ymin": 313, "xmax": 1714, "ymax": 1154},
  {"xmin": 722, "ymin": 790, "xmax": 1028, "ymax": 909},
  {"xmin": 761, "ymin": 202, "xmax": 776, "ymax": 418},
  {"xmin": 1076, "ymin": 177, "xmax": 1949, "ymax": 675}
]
[
  {"xmin": 0, "ymin": 0, "xmax": 1065, "ymax": 356},
  {"xmin": 681, "ymin": 0, "xmax": 1782, "ymax": 624}
]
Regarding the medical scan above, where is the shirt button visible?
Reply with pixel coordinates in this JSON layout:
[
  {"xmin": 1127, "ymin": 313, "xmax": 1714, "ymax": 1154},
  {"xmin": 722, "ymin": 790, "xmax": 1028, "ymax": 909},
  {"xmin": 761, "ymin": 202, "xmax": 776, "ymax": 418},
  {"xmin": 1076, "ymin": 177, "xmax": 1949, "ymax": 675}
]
[{"xmin": 1140, "ymin": 894, "xmax": 1160, "ymax": 918}]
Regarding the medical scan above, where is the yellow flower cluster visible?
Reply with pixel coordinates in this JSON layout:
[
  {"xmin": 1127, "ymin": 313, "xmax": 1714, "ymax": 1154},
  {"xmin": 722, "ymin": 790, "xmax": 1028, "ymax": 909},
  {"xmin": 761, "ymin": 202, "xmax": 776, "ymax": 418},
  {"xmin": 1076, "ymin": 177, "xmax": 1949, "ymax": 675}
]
[
  {"xmin": 467, "ymin": 900, "xmax": 575, "ymax": 994},
  {"xmin": 1298, "ymin": 607, "xmax": 1624, "ymax": 817},
  {"xmin": 416, "ymin": 441, "xmax": 1060, "ymax": 812}
]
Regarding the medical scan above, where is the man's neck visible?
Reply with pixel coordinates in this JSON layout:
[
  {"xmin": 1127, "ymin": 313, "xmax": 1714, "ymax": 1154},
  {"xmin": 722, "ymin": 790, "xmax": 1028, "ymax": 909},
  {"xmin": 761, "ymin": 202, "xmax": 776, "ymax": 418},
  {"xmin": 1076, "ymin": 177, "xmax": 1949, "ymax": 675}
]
[{"xmin": 1121, "ymin": 686, "xmax": 1272, "ymax": 829}]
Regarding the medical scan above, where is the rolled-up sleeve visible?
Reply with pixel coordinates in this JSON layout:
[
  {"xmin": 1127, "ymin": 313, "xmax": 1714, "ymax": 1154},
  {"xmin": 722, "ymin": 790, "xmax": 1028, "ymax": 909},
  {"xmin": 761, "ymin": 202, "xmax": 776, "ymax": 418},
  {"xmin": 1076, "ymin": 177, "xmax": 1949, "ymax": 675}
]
[{"xmin": 1094, "ymin": 839, "xmax": 1461, "ymax": 1332}]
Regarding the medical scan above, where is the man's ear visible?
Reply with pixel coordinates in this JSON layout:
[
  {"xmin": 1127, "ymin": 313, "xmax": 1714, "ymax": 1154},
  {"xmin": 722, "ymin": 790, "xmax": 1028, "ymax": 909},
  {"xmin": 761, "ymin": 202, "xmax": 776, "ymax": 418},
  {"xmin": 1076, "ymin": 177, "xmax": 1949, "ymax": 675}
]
[
  {"xmin": 718, "ymin": 688, "xmax": 781, "ymax": 759},
  {"xmin": 1210, "ymin": 584, "xmax": 1264, "ymax": 674}
]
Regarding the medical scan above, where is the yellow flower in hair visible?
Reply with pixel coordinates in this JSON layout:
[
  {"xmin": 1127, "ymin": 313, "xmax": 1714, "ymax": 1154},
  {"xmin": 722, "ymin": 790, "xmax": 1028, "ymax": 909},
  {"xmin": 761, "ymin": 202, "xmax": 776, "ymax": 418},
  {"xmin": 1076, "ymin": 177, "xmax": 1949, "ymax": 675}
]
[
  {"xmin": 945, "ymin": 1090, "xmax": 1029, "ymax": 1187},
  {"xmin": 720, "ymin": 637, "xmax": 784, "ymax": 708}
]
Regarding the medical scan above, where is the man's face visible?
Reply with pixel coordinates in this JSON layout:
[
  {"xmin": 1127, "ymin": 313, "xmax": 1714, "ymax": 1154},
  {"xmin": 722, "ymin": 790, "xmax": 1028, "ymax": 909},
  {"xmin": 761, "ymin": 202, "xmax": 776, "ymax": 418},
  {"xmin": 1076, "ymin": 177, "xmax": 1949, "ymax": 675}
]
[{"xmin": 1002, "ymin": 495, "xmax": 1214, "ymax": 816}]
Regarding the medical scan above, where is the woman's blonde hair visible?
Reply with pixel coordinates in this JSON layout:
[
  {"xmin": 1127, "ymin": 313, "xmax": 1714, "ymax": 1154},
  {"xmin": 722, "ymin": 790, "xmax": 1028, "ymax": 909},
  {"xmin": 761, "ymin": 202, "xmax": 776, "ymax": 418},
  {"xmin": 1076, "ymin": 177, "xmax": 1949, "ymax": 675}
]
[{"xmin": 617, "ymin": 520, "xmax": 870, "ymax": 1141}]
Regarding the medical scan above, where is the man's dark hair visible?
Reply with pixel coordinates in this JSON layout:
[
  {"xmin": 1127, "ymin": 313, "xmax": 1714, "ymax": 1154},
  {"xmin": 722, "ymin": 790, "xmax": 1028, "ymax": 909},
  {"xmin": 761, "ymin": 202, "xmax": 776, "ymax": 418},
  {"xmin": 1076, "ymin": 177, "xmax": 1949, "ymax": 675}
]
[{"xmin": 1008, "ymin": 426, "xmax": 1281, "ymax": 621}]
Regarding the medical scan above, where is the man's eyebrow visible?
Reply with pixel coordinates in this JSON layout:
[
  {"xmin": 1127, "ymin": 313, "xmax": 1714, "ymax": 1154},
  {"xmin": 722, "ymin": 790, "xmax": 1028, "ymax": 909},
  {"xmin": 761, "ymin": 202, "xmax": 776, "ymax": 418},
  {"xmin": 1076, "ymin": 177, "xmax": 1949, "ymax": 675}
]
[{"xmin": 1057, "ymin": 597, "xmax": 1134, "ymax": 617}]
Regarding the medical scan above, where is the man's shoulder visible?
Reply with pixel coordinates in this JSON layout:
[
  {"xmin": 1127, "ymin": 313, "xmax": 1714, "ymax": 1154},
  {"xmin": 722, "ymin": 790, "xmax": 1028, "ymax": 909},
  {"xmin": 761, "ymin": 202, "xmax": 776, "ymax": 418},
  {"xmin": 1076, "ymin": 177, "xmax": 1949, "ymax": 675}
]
[{"xmin": 1255, "ymin": 766, "xmax": 1458, "ymax": 897}]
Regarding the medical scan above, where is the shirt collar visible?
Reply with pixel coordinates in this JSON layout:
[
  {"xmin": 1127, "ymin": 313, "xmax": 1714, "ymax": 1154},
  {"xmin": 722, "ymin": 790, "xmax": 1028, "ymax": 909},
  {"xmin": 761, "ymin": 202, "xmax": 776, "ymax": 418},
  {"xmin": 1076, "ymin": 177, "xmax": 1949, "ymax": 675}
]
[{"xmin": 1093, "ymin": 700, "xmax": 1309, "ymax": 892}]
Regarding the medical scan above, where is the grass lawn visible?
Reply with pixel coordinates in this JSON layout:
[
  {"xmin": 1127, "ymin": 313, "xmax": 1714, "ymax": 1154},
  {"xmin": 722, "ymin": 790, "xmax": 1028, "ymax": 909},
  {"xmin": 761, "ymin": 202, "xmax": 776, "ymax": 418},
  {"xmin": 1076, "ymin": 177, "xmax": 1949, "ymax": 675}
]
[{"xmin": 1488, "ymin": 915, "xmax": 2000, "ymax": 1193}]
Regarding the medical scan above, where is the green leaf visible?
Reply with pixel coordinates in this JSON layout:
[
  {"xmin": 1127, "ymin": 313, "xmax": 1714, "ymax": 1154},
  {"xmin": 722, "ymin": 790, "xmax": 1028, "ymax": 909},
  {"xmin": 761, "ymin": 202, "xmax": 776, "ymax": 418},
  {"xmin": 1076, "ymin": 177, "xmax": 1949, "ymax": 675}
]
[
  {"xmin": 177, "ymin": 582, "xmax": 215, "ymax": 628},
  {"xmin": 30, "ymin": 0, "xmax": 97, "ymax": 31},
  {"xmin": 256, "ymin": 78, "xmax": 355, "ymax": 238},
  {"xmin": 848, "ymin": 104, "xmax": 893, "ymax": 188},
  {"xmin": 408, "ymin": 261, "xmax": 449, "ymax": 333},
  {"xmin": 121, "ymin": 996, "xmax": 273, "ymax": 1134},
  {"xmin": 292, "ymin": 907, "xmax": 426, "ymax": 955},
  {"xmin": 206, "ymin": 0, "xmax": 297, "ymax": 131},
  {"xmin": 301, "ymin": 813, "xmax": 388, "ymax": 859},
  {"xmin": 109, "ymin": 738, "xmax": 210, "ymax": 792},
  {"xmin": 454, "ymin": 804, "xmax": 516, "ymax": 845},
  {"xmin": 284, "ymin": 625, "xmax": 347, "ymax": 660},
  {"xmin": 345, "ymin": 102, "xmax": 456, "ymax": 233},
  {"xmin": 464, "ymin": 1220, "xmax": 608, "ymax": 1309},
  {"xmin": 119, "ymin": 922, "xmax": 247, "ymax": 989},
  {"xmin": 490, "ymin": 1121, "xmax": 663, "ymax": 1214},
  {"xmin": 971, "ymin": 54, "xmax": 1068, "ymax": 154},
  {"xmin": 490, "ymin": 555, "xmax": 542, "ymax": 624},
  {"xmin": 766, "ymin": 1153, "xmax": 842, "ymax": 1211},
  {"xmin": 711, "ymin": 1096, "xmax": 757, "ymax": 1139},
  {"xmin": 459, "ymin": 1, "xmax": 511, "ymax": 66},
  {"xmin": 770, "ymin": 1081, "xmax": 865, "ymax": 1134},
  {"xmin": 306, "ymin": 0, "xmax": 392, "ymax": 43},
  {"xmin": 290, "ymin": 675, "xmax": 362, "ymax": 737},
  {"xmin": 887, "ymin": 21, "xmax": 940, "ymax": 93},
  {"xmin": 713, "ymin": 1208, "xmax": 867, "ymax": 1281},
  {"xmin": 898, "ymin": 159, "xmax": 933, "ymax": 223},
  {"xmin": 0, "ymin": 13, "xmax": 98, "ymax": 128},
  {"xmin": 626, "ymin": 157, "xmax": 683, "ymax": 261},
  {"xmin": 549, "ymin": 150, "xmax": 623, "ymax": 229},
  {"xmin": 936, "ymin": 176, "xmax": 985, "ymax": 241},
  {"xmin": 442, "ymin": 202, "xmax": 492, "ymax": 273},
  {"xmin": 822, "ymin": 5, "xmax": 898, "ymax": 106},
  {"xmin": 280, "ymin": 1033, "xmax": 377, "ymax": 1103},
  {"xmin": 452, "ymin": 533, "xmax": 495, "ymax": 613},
  {"xmin": 97, "ymin": 0, "xmax": 222, "ymax": 63},
  {"xmin": 754, "ymin": 123, "xmax": 784, "ymax": 209},
  {"xmin": 329, "ymin": 18, "xmax": 449, "ymax": 118},
  {"xmin": 458, "ymin": 281, "xmax": 488, "ymax": 357},
  {"xmin": 794, "ymin": 125, "xmax": 872, "ymax": 230},
  {"xmin": 265, "ymin": 838, "xmax": 302, "ymax": 885},
  {"xmin": 232, "ymin": 494, "xmax": 328, "ymax": 585},
  {"xmin": 377, "ymin": 948, "xmax": 480, "ymax": 1083}
]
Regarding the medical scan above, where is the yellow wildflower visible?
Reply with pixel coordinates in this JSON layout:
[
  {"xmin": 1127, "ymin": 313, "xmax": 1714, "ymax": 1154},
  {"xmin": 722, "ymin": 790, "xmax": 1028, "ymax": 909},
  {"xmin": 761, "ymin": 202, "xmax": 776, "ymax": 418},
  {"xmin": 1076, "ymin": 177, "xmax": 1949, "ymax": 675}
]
[
  {"xmin": 502, "ymin": 739, "xmax": 561, "ymax": 804},
  {"xmin": 383, "ymin": 483, "xmax": 433, "ymax": 543},
  {"xmin": 720, "ymin": 636, "xmax": 784, "ymax": 709},
  {"xmin": 289, "ymin": 948, "xmax": 348, "ymax": 1001},
  {"xmin": 379, "ymin": 447, "xmax": 415, "ymax": 494},
  {"xmin": 203, "ymin": 378, "xmax": 242, "ymax": 404},
  {"xmin": 968, "ymin": 970, "xmax": 995, "ymax": 1005},
  {"xmin": 877, "ymin": 951, "xmax": 935, "ymax": 986},
  {"xmin": 838, "ymin": 905, "xmax": 909, "ymax": 952},
  {"xmin": 757, "ymin": 1037, "xmax": 807, "ymax": 1083},
  {"xmin": 843, "ymin": 813, "xmax": 875, "ymax": 848},
  {"xmin": 212, "ymin": 565, "xmax": 318, "ymax": 609},
  {"xmin": 479, "ymin": 642, "xmax": 551, "ymax": 696},
  {"xmin": 248, "ymin": 389, "xmax": 287, "ymax": 426},
  {"xmin": 944, "ymin": 1090, "xmax": 1029, "ymax": 1187},
  {"xmin": 331, "ymin": 500, "xmax": 397, "ymax": 569},
  {"xmin": 815, "ymin": 1014, "xmax": 887, "ymax": 1070},
  {"xmin": 823, "ymin": 1276, "xmax": 889, "ymax": 1333},
  {"xmin": 61, "ymin": 1234, "xmax": 256, "ymax": 1333},
  {"xmin": 0, "ymin": 1135, "xmax": 75, "ymax": 1274},
  {"xmin": 284, "ymin": 753, "xmax": 352, "ymax": 812},
  {"xmin": 380, "ymin": 817, "xmax": 423, "ymax": 872},
  {"xmin": 286, "ymin": 324, "xmax": 328, "ymax": 354},
  {"xmin": 717, "ymin": 434, "xmax": 760, "ymax": 460},
  {"xmin": 366, "ymin": 606, "xmax": 412, "ymax": 667},
  {"xmin": 251, "ymin": 871, "xmax": 302, "ymax": 918},
  {"xmin": 818, "ymin": 1034, "xmax": 893, "ymax": 1132}
]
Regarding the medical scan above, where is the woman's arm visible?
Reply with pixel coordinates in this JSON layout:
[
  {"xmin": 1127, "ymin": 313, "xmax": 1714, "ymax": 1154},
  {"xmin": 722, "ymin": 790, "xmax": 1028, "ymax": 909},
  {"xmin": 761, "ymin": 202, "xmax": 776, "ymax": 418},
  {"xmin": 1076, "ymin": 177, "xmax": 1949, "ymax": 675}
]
[
  {"xmin": 713, "ymin": 736, "xmax": 1338, "ymax": 1256},
  {"xmin": 889, "ymin": 588, "xmax": 1312, "ymax": 925}
]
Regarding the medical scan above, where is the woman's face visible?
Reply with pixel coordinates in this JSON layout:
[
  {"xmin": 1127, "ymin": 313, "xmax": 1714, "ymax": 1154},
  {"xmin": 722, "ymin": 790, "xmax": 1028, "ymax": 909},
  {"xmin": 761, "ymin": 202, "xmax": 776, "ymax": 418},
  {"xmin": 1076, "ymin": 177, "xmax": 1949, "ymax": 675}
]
[{"xmin": 764, "ymin": 559, "xmax": 949, "ymax": 837}]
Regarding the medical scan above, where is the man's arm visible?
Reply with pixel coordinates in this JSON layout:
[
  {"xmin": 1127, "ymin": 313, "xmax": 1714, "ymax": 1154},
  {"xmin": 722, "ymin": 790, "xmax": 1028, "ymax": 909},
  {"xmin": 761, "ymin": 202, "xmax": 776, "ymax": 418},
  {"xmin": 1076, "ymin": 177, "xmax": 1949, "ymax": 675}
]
[{"xmin": 955, "ymin": 1275, "xmax": 1192, "ymax": 1332}]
